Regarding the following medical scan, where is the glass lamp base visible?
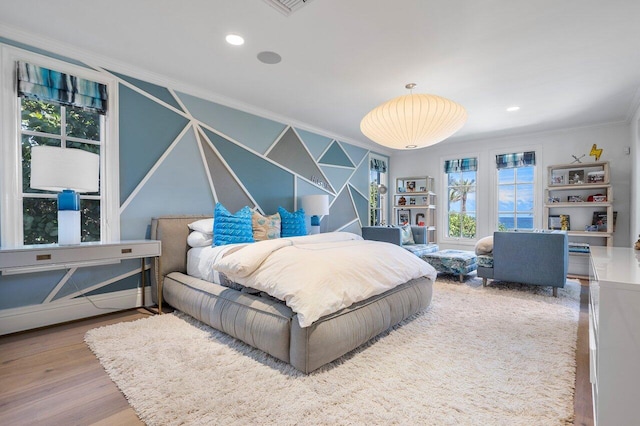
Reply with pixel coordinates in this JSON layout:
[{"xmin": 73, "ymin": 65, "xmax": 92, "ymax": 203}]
[{"xmin": 58, "ymin": 210, "xmax": 81, "ymax": 245}]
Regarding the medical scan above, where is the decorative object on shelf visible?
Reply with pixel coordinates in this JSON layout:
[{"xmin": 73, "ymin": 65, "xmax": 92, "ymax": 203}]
[
  {"xmin": 30, "ymin": 146, "xmax": 99, "ymax": 245},
  {"xmin": 590, "ymin": 143, "xmax": 603, "ymax": 161},
  {"xmin": 634, "ymin": 235, "xmax": 640, "ymax": 250},
  {"xmin": 551, "ymin": 172, "xmax": 565, "ymax": 185},
  {"xmin": 398, "ymin": 186, "xmax": 406, "ymax": 193},
  {"xmin": 409, "ymin": 197, "xmax": 416, "ymax": 205},
  {"xmin": 398, "ymin": 196, "xmax": 407, "ymax": 206},
  {"xmin": 406, "ymin": 181, "xmax": 416, "ymax": 192},
  {"xmin": 300, "ymin": 194, "xmax": 330, "ymax": 235},
  {"xmin": 587, "ymin": 170, "xmax": 605, "ymax": 183},
  {"xmin": 415, "ymin": 213, "xmax": 425, "ymax": 226},
  {"xmin": 360, "ymin": 83, "xmax": 467, "ymax": 150},
  {"xmin": 570, "ymin": 154, "xmax": 585, "ymax": 163},
  {"xmin": 397, "ymin": 209, "xmax": 410, "ymax": 225},
  {"xmin": 548, "ymin": 215, "xmax": 562, "ymax": 230},
  {"xmin": 419, "ymin": 186, "xmax": 426, "ymax": 192},
  {"xmin": 568, "ymin": 170, "xmax": 584, "ymax": 184},
  {"xmin": 592, "ymin": 211, "xmax": 617, "ymax": 232},
  {"xmin": 585, "ymin": 225, "xmax": 599, "ymax": 232},
  {"xmin": 560, "ymin": 214, "xmax": 570, "ymax": 231},
  {"xmin": 567, "ymin": 195, "xmax": 584, "ymax": 202},
  {"xmin": 548, "ymin": 197, "xmax": 560, "ymax": 203},
  {"xmin": 588, "ymin": 194, "xmax": 607, "ymax": 202}
]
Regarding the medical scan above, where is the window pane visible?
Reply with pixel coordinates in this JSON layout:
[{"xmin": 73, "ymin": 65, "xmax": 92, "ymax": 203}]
[
  {"xmin": 21, "ymin": 99, "xmax": 61, "ymax": 134},
  {"xmin": 446, "ymin": 167, "xmax": 477, "ymax": 239},
  {"xmin": 517, "ymin": 184, "xmax": 534, "ymax": 210},
  {"xmin": 23, "ymin": 197, "xmax": 58, "ymax": 244},
  {"xmin": 498, "ymin": 168, "xmax": 514, "ymax": 183},
  {"xmin": 498, "ymin": 214, "xmax": 514, "ymax": 230},
  {"xmin": 81, "ymin": 199, "xmax": 101, "ymax": 242},
  {"xmin": 498, "ymin": 185, "xmax": 515, "ymax": 210},
  {"xmin": 66, "ymin": 106, "xmax": 101, "ymax": 141},
  {"xmin": 22, "ymin": 136, "xmax": 61, "ymax": 193},
  {"xmin": 515, "ymin": 214, "xmax": 534, "ymax": 230},
  {"xmin": 517, "ymin": 166, "xmax": 534, "ymax": 183}
]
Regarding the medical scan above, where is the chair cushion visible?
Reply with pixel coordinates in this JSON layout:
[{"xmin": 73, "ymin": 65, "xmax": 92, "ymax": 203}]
[
  {"xmin": 421, "ymin": 250, "xmax": 478, "ymax": 275},
  {"xmin": 403, "ymin": 244, "xmax": 439, "ymax": 257},
  {"xmin": 477, "ymin": 254, "xmax": 494, "ymax": 268}
]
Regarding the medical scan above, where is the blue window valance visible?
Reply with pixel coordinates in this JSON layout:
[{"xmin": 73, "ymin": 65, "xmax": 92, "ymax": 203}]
[
  {"xmin": 444, "ymin": 157, "xmax": 477, "ymax": 173},
  {"xmin": 17, "ymin": 62, "xmax": 108, "ymax": 114},
  {"xmin": 495, "ymin": 151, "xmax": 536, "ymax": 169},
  {"xmin": 370, "ymin": 158, "xmax": 387, "ymax": 173}
]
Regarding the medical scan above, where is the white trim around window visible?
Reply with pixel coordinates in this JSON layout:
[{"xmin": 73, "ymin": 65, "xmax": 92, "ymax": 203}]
[{"xmin": 0, "ymin": 45, "xmax": 120, "ymax": 246}]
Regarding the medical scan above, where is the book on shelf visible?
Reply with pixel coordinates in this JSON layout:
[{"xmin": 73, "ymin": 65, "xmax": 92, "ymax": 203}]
[{"xmin": 568, "ymin": 242, "xmax": 590, "ymax": 253}]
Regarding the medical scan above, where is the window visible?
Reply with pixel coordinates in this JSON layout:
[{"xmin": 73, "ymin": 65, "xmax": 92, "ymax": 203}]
[
  {"xmin": 445, "ymin": 157, "xmax": 477, "ymax": 239},
  {"xmin": 369, "ymin": 155, "xmax": 388, "ymax": 226},
  {"xmin": 20, "ymin": 99, "xmax": 103, "ymax": 244},
  {"xmin": 496, "ymin": 151, "xmax": 535, "ymax": 231},
  {"xmin": 1, "ymin": 46, "xmax": 118, "ymax": 246}
]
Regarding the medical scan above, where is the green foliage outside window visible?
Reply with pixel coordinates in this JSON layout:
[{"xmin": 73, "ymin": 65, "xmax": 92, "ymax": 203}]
[
  {"xmin": 448, "ymin": 213, "xmax": 476, "ymax": 239},
  {"xmin": 20, "ymin": 99, "xmax": 101, "ymax": 245}
]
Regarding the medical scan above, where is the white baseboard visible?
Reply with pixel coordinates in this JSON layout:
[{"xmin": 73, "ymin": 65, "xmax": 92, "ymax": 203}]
[{"xmin": 0, "ymin": 287, "xmax": 153, "ymax": 336}]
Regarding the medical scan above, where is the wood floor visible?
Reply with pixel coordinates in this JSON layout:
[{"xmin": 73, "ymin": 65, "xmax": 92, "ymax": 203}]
[{"xmin": 0, "ymin": 284, "xmax": 593, "ymax": 426}]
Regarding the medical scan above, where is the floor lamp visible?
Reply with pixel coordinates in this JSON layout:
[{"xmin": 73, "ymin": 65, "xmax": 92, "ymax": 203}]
[{"xmin": 30, "ymin": 146, "xmax": 100, "ymax": 245}]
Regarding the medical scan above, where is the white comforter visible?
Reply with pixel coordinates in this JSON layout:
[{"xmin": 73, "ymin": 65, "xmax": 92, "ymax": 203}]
[{"xmin": 213, "ymin": 232, "xmax": 437, "ymax": 327}]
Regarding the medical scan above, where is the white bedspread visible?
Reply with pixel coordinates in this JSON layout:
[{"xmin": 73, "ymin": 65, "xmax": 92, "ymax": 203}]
[{"xmin": 213, "ymin": 232, "xmax": 437, "ymax": 327}]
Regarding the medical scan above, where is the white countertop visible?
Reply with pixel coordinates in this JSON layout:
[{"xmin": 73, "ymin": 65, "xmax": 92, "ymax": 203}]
[{"xmin": 591, "ymin": 246, "xmax": 640, "ymax": 291}]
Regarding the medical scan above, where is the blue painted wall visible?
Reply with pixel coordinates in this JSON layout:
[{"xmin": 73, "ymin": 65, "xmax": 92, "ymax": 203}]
[{"xmin": 0, "ymin": 37, "xmax": 388, "ymax": 316}]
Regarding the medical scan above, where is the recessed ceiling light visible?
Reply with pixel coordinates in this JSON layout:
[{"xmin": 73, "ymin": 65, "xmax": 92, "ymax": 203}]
[
  {"xmin": 225, "ymin": 34, "xmax": 245, "ymax": 46},
  {"xmin": 506, "ymin": 106, "xmax": 520, "ymax": 112},
  {"xmin": 405, "ymin": 145, "xmax": 418, "ymax": 149},
  {"xmin": 257, "ymin": 51, "xmax": 282, "ymax": 64}
]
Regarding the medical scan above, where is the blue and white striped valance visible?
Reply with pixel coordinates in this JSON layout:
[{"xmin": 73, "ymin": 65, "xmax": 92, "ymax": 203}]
[
  {"xmin": 495, "ymin": 151, "xmax": 536, "ymax": 169},
  {"xmin": 444, "ymin": 157, "xmax": 477, "ymax": 173},
  {"xmin": 17, "ymin": 62, "xmax": 107, "ymax": 114},
  {"xmin": 370, "ymin": 158, "xmax": 387, "ymax": 173}
]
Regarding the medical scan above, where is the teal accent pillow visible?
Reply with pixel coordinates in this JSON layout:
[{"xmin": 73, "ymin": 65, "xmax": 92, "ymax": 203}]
[
  {"xmin": 213, "ymin": 203, "xmax": 254, "ymax": 246},
  {"xmin": 278, "ymin": 207, "xmax": 307, "ymax": 237}
]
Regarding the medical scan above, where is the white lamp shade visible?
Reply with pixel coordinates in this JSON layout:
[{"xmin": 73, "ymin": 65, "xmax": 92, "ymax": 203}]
[
  {"xmin": 300, "ymin": 195, "xmax": 330, "ymax": 216},
  {"xmin": 360, "ymin": 93, "xmax": 467, "ymax": 150},
  {"xmin": 30, "ymin": 146, "xmax": 99, "ymax": 193}
]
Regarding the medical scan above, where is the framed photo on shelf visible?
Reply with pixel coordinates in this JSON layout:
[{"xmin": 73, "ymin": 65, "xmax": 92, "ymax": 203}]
[
  {"xmin": 567, "ymin": 195, "xmax": 584, "ymax": 202},
  {"xmin": 592, "ymin": 211, "xmax": 617, "ymax": 231},
  {"xmin": 397, "ymin": 209, "xmax": 410, "ymax": 225},
  {"xmin": 406, "ymin": 181, "xmax": 416, "ymax": 192},
  {"xmin": 548, "ymin": 214, "xmax": 570, "ymax": 230},
  {"xmin": 551, "ymin": 172, "xmax": 566, "ymax": 185},
  {"xmin": 568, "ymin": 170, "xmax": 585, "ymax": 184}
]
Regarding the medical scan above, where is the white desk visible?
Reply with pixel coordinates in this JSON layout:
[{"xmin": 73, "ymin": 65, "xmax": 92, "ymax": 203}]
[
  {"xmin": 589, "ymin": 247, "xmax": 640, "ymax": 425},
  {"xmin": 0, "ymin": 240, "xmax": 161, "ymax": 306}
]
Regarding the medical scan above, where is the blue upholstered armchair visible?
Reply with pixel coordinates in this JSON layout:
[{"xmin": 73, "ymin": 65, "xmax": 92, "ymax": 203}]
[
  {"xmin": 361, "ymin": 226, "xmax": 439, "ymax": 257},
  {"xmin": 476, "ymin": 231, "xmax": 568, "ymax": 296}
]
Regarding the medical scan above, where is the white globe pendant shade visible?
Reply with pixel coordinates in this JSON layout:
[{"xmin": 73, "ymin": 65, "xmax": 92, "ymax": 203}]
[{"xmin": 360, "ymin": 86, "xmax": 467, "ymax": 150}]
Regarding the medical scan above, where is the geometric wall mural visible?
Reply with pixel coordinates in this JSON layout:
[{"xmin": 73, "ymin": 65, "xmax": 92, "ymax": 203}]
[{"xmin": 0, "ymin": 37, "xmax": 388, "ymax": 314}]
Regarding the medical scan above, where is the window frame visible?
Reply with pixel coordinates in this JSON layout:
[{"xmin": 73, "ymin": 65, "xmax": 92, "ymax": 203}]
[
  {"xmin": 489, "ymin": 146, "xmax": 543, "ymax": 232},
  {"xmin": 368, "ymin": 153, "xmax": 389, "ymax": 226},
  {"xmin": 440, "ymin": 154, "xmax": 479, "ymax": 244},
  {"xmin": 0, "ymin": 45, "xmax": 120, "ymax": 246},
  {"xmin": 496, "ymin": 165, "xmax": 535, "ymax": 231}
]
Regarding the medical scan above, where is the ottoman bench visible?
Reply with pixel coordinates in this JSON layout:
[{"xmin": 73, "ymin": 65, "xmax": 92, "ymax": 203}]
[{"xmin": 421, "ymin": 249, "xmax": 478, "ymax": 282}]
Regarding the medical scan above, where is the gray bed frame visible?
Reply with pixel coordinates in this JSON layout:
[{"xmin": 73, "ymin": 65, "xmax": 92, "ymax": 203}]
[{"xmin": 150, "ymin": 215, "xmax": 433, "ymax": 373}]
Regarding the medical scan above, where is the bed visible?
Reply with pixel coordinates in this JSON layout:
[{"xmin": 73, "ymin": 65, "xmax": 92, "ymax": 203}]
[{"xmin": 150, "ymin": 215, "xmax": 435, "ymax": 373}]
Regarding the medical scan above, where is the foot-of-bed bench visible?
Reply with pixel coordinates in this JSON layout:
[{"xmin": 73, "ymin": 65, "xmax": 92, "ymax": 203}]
[{"xmin": 420, "ymin": 250, "xmax": 478, "ymax": 282}]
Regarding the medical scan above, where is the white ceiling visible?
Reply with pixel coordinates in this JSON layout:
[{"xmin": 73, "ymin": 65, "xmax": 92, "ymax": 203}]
[{"xmin": 1, "ymin": 0, "xmax": 640, "ymax": 151}]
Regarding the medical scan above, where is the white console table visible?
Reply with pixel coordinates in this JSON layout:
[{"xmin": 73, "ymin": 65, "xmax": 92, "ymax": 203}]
[
  {"xmin": 0, "ymin": 240, "xmax": 161, "ymax": 307},
  {"xmin": 589, "ymin": 247, "xmax": 640, "ymax": 425}
]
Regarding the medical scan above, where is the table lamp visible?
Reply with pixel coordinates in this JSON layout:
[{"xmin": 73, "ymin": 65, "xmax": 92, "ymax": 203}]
[
  {"xmin": 30, "ymin": 146, "xmax": 99, "ymax": 245},
  {"xmin": 300, "ymin": 195, "xmax": 329, "ymax": 235}
]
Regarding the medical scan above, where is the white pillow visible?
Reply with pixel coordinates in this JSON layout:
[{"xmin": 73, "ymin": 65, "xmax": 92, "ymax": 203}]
[
  {"xmin": 400, "ymin": 224, "xmax": 415, "ymax": 245},
  {"xmin": 188, "ymin": 218, "xmax": 214, "ymax": 234},
  {"xmin": 475, "ymin": 236, "xmax": 493, "ymax": 255},
  {"xmin": 187, "ymin": 231, "xmax": 213, "ymax": 247}
]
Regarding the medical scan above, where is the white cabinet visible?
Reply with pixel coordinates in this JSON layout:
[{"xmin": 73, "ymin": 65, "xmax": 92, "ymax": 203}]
[
  {"xmin": 393, "ymin": 176, "xmax": 436, "ymax": 243},
  {"xmin": 589, "ymin": 247, "xmax": 640, "ymax": 425}
]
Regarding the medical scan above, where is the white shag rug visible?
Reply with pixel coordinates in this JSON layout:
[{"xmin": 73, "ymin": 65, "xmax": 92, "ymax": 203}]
[{"xmin": 85, "ymin": 277, "xmax": 580, "ymax": 426}]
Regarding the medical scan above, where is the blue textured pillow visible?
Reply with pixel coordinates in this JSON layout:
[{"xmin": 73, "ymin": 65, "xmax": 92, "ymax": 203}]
[
  {"xmin": 213, "ymin": 203, "xmax": 254, "ymax": 246},
  {"xmin": 278, "ymin": 207, "xmax": 307, "ymax": 237}
]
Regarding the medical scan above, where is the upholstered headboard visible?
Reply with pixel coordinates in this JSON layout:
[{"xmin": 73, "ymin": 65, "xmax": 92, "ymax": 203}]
[{"xmin": 150, "ymin": 215, "xmax": 211, "ymax": 304}]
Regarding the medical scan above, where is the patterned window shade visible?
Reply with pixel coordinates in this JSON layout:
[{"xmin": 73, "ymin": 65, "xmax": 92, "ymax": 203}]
[
  {"xmin": 16, "ymin": 62, "xmax": 108, "ymax": 114},
  {"xmin": 495, "ymin": 151, "xmax": 536, "ymax": 169},
  {"xmin": 444, "ymin": 157, "xmax": 477, "ymax": 173},
  {"xmin": 370, "ymin": 158, "xmax": 387, "ymax": 173}
]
